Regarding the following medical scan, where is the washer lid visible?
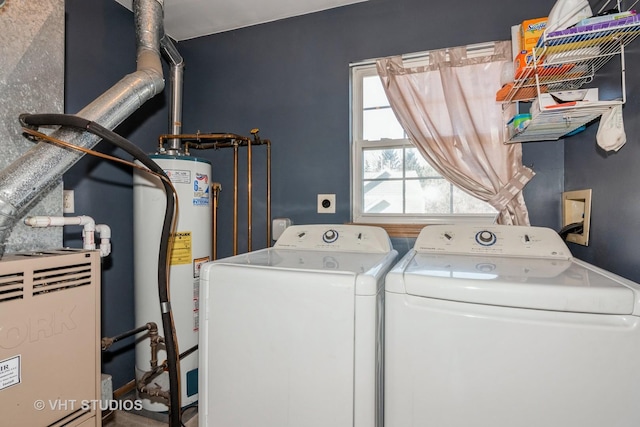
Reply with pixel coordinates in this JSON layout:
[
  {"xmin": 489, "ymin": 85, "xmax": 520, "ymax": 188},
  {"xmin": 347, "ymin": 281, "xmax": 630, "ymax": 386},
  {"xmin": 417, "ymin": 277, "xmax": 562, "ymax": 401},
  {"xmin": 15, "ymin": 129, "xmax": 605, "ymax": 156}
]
[
  {"xmin": 401, "ymin": 253, "xmax": 638, "ymax": 315},
  {"xmin": 207, "ymin": 246, "xmax": 397, "ymax": 296}
]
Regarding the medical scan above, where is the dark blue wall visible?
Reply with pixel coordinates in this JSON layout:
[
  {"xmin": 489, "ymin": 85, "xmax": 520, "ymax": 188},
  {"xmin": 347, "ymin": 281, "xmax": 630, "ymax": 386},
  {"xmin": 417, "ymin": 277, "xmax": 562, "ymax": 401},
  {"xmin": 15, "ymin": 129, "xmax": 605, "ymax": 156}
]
[
  {"xmin": 65, "ymin": 0, "xmax": 561, "ymax": 388},
  {"xmin": 65, "ymin": 0, "xmax": 170, "ymax": 389},
  {"xmin": 177, "ymin": 0, "xmax": 562, "ymax": 242},
  {"xmin": 564, "ymin": 49, "xmax": 640, "ymax": 282}
]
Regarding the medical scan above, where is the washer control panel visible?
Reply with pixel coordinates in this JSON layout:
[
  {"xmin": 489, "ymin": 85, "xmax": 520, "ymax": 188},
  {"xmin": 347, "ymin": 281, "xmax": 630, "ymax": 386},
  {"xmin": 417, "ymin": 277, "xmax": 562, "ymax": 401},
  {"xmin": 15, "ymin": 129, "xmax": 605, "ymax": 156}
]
[
  {"xmin": 414, "ymin": 224, "xmax": 571, "ymax": 259},
  {"xmin": 274, "ymin": 224, "xmax": 392, "ymax": 253}
]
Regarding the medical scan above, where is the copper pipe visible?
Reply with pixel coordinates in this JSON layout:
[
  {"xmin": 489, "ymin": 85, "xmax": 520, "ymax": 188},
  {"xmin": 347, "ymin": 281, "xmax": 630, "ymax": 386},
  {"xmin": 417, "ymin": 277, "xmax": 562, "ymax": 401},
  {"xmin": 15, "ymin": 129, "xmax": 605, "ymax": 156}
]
[
  {"xmin": 266, "ymin": 140, "xmax": 272, "ymax": 246},
  {"xmin": 233, "ymin": 142, "xmax": 239, "ymax": 255},
  {"xmin": 156, "ymin": 131, "xmax": 272, "ymax": 255},
  {"xmin": 212, "ymin": 184, "xmax": 216, "ymax": 260},
  {"xmin": 101, "ymin": 321, "xmax": 157, "ymax": 351},
  {"xmin": 158, "ymin": 132, "xmax": 252, "ymax": 147},
  {"xmin": 247, "ymin": 138, "xmax": 252, "ymax": 252},
  {"xmin": 127, "ymin": 321, "xmax": 170, "ymax": 403},
  {"xmin": 212, "ymin": 182, "xmax": 221, "ymax": 260},
  {"xmin": 137, "ymin": 365, "xmax": 171, "ymax": 403},
  {"xmin": 148, "ymin": 322, "xmax": 161, "ymax": 370}
]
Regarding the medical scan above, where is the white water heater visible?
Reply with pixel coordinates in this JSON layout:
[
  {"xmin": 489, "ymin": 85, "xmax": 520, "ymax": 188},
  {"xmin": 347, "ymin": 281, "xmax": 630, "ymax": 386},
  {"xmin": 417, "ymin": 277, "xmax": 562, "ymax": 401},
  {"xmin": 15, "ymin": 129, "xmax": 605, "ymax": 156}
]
[{"xmin": 133, "ymin": 154, "xmax": 212, "ymax": 411}]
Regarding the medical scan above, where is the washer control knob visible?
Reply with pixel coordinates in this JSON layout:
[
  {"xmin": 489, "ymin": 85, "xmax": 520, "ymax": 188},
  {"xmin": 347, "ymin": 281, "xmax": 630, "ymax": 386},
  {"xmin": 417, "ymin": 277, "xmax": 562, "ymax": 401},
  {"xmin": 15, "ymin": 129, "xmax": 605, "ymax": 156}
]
[
  {"xmin": 476, "ymin": 230, "xmax": 496, "ymax": 246},
  {"xmin": 322, "ymin": 229, "xmax": 339, "ymax": 243}
]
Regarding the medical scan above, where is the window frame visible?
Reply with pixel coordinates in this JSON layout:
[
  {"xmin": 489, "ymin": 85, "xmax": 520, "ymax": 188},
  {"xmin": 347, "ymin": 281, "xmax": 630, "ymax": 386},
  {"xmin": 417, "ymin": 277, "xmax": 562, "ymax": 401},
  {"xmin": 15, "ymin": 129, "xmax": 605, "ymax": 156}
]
[{"xmin": 350, "ymin": 48, "xmax": 498, "ymax": 228}]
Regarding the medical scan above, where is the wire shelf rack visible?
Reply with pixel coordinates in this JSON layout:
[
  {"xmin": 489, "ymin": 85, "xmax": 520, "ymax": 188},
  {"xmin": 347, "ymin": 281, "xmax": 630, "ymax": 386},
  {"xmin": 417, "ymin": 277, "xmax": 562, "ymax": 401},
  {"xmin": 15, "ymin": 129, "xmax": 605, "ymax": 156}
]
[
  {"xmin": 502, "ymin": 14, "xmax": 640, "ymax": 103},
  {"xmin": 501, "ymin": 11, "xmax": 640, "ymax": 143}
]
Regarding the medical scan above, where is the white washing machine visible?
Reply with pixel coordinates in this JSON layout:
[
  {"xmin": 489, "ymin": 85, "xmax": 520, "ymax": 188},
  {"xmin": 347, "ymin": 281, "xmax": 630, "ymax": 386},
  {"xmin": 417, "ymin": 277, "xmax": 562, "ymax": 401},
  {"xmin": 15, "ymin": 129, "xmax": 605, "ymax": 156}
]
[
  {"xmin": 385, "ymin": 224, "xmax": 640, "ymax": 427},
  {"xmin": 199, "ymin": 224, "xmax": 398, "ymax": 427}
]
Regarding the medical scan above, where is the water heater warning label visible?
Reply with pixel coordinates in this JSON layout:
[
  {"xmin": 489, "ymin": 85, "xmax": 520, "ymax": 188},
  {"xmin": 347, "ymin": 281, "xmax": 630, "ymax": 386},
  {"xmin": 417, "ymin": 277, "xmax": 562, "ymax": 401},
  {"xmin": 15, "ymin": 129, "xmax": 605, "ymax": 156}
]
[
  {"xmin": 169, "ymin": 232, "xmax": 192, "ymax": 265},
  {"xmin": 0, "ymin": 355, "xmax": 21, "ymax": 391}
]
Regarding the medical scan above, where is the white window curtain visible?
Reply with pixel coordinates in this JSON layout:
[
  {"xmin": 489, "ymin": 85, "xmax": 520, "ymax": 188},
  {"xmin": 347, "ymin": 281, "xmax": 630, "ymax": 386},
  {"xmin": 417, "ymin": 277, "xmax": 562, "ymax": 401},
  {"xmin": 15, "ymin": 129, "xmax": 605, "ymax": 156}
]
[{"xmin": 376, "ymin": 41, "xmax": 534, "ymax": 225}]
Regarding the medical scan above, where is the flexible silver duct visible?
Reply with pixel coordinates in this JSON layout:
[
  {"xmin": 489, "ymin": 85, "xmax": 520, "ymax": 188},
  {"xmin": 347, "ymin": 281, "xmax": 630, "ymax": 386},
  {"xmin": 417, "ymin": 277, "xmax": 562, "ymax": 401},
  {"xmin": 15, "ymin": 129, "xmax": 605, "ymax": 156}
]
[
  {"xmin": 0, "ymin": 0, "xmax": 165, "ymax": 257},
  {"xmin": 160, "ymin": 35, "xmax": 184, "ymax": 153}
]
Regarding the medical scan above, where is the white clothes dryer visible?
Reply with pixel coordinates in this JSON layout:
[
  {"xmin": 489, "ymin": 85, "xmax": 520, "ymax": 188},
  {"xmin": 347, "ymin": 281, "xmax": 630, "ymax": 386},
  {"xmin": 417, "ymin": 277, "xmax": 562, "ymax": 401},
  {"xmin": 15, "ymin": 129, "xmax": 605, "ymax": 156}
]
[
  {"xmin": 199, "ymin": 224, "xmax": 398, "ymax": 427},
  {"xmin": 385, "ymin": 224, "xmax": 640, "ymax": 427}
]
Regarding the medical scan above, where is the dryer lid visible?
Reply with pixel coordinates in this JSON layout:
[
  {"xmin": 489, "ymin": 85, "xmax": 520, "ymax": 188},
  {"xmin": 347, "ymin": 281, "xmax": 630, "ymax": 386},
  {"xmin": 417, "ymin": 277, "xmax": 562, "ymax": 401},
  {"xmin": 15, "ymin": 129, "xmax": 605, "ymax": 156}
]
[{"xmin": 401, "ymin": 253, "xmax": 638, "ymax": 315}]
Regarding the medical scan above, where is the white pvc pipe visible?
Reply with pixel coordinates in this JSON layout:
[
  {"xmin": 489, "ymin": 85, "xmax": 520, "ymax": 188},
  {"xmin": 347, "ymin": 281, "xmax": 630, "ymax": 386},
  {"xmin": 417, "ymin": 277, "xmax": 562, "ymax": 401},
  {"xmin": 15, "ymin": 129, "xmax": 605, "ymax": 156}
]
[
  {"xmin": 95, "ymin": 224, "xmax": 112, "ymax": 258},
  {"xmin": 24, "ymin": 215, "xmax": 112, "ymax": 257}
]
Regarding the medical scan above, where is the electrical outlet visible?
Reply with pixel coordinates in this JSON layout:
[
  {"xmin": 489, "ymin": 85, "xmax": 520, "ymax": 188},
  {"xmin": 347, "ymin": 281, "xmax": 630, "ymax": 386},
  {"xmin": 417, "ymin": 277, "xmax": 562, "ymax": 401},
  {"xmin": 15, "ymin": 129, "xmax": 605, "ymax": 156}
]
[
  {"xmin": 63, "ymin": 190, "xmax": 75, "ymax": 214},
  {"xmin": 317, "ymin": 194, "xmax": 336, "ymax": 214}
]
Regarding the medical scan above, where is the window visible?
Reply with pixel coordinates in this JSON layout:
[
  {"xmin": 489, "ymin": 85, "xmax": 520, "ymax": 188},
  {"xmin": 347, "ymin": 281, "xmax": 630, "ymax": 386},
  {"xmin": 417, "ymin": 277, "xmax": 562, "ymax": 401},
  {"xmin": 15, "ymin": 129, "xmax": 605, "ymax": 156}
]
[{"xmin": 350, "ymin": 58, "xmax": 497, "ymax": 226}]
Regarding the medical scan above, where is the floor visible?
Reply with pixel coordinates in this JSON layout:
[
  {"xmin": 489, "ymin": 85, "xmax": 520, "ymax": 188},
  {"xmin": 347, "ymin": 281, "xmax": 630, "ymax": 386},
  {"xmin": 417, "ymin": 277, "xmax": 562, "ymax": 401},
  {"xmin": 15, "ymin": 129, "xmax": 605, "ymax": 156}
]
[
  {"xmin": 102, "ymin": 409, "xmax": 198, "ymax": 427},
  {"xmin": 101, "ymin": 394, "xmax": 198, "ymax": 426}
]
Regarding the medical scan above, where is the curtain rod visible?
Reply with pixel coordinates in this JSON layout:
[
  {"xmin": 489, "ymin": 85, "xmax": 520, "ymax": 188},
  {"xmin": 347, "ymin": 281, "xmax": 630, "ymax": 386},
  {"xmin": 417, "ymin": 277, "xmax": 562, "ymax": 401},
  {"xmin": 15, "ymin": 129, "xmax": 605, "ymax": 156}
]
[{"xmin": 349, "ymin": 41, "xmax": 498, "ymax": 68}]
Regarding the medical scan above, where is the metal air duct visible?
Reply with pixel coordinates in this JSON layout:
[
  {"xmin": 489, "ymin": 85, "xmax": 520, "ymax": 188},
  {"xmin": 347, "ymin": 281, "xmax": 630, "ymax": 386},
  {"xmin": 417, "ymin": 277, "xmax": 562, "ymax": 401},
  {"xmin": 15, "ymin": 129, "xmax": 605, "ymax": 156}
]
[
  {"xmin": 160, "ymin": 35, "xmax": 184, "ymax": 154},
  {"xmin": 0, "ymin": 0, "xmax": 166, "ymax": 257}
]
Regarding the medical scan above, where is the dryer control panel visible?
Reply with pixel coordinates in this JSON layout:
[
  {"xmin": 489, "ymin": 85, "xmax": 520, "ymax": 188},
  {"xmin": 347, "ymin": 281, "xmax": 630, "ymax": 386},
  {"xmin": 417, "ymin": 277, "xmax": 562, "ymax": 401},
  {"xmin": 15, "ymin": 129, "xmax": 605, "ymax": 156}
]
[
  {"xmin": 414, "ymin": 224, "xmax": 571, "ymax": 259},
  {"xmin": 274, "ymin": 224, "xmax": 392, "ymax": 253}
]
